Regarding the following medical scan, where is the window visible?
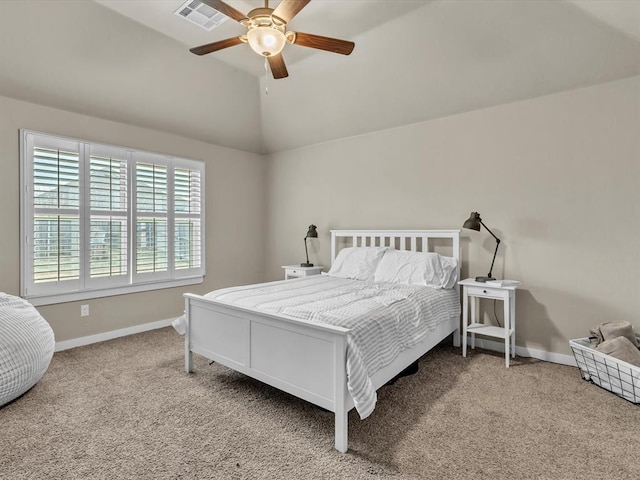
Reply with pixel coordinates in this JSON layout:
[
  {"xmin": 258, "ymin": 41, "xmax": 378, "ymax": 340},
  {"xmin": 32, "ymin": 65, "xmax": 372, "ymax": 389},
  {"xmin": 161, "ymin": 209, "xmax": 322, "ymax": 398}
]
[{"xmin": 20, "ymin": 130, "xmax": 205, "ymax": 305}]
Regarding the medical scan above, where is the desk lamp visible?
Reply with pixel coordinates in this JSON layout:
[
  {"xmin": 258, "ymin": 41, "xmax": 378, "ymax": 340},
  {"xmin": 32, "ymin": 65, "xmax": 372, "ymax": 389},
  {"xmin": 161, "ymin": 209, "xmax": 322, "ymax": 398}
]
[
  {"xmin": 463, "ymin": 212, "xmax": 501, "ymax": 282},
  {"xmin": 301, "ymin": 224, "xmax": 318, "ymax": 267}
]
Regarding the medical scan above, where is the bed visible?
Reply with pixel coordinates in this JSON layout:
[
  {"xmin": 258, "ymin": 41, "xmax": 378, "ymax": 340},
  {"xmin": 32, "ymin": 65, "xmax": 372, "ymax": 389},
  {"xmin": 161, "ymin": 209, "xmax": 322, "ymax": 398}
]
[{"xmin": 181, "ymin": 229, "xmax": 461, "ymax": 452}]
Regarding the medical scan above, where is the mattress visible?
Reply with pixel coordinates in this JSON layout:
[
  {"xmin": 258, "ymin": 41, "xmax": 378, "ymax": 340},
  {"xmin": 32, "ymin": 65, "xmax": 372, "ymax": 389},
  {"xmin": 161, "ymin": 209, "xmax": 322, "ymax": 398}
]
[{"xmin": 176, "ymin": 275, "xmax": 460, "ymax": 418}]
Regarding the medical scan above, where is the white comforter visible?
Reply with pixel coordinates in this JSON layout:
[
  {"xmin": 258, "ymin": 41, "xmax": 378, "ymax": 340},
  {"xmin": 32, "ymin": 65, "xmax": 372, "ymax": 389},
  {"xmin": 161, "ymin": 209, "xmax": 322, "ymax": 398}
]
[{"xmin": 174, "ymin": 275, "xmax": 460, "ymax": 419}]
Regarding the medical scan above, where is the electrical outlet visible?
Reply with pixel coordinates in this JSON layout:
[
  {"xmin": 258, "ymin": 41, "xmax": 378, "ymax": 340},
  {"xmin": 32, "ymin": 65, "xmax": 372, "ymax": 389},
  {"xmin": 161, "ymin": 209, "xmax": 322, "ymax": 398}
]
[{"xmin": 81, "ymin": 304, "xmax": 89, "ymax": 317}]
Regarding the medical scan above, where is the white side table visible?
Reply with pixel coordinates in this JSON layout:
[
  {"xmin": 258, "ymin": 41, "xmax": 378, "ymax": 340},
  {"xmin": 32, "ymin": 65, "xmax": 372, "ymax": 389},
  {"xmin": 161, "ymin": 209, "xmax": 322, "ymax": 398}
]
[
  {"xmin": 282, "ymin": 265, "xmax": 323, "ymax": 280},
  {"xmin": 458, "ymin": 278, "xmax": 520, "ymax": 368}
]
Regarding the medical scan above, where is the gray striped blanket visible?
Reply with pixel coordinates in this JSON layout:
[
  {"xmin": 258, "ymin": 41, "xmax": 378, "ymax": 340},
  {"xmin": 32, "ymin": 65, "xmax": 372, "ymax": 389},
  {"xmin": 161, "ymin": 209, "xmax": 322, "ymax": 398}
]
[{"xmin": 202, "ymin": 275, "xmax": 460, "ymax": 419}]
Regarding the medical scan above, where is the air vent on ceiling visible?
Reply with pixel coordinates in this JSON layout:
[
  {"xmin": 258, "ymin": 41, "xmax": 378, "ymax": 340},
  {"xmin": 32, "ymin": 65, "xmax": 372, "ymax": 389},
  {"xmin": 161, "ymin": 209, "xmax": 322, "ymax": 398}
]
[{"xmin": 175, "ymin": 0, "xmax": 228, "ymax": 31}]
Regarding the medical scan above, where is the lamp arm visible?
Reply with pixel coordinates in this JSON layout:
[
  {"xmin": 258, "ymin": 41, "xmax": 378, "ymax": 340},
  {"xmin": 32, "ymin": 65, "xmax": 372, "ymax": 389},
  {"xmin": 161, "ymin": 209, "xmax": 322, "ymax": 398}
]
[
  {"xmin": 304, "ymin": 236, "xmax": 310, "ymax": 265},
  {"xmin": 479, "ymin": 220, "xmax": 501, "ymax": 278},
  {"xmin": 487, "ymin": 238, "xmax": 500, "ymax": 278},
  {"xmin": 479, "ymin": 220, "xmax": 500, "ymax": 243}
]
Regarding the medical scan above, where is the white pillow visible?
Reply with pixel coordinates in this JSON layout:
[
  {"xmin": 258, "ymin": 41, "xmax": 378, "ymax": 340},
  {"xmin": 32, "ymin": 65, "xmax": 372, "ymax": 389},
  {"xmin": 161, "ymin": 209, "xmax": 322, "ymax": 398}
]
[
  {"xmin": 327, "ymin": 247, "xmax": 390, "ymax": 282},
  {"xmin": 373, "ymin": 250, "xmax": 458, "ymax": 289}
]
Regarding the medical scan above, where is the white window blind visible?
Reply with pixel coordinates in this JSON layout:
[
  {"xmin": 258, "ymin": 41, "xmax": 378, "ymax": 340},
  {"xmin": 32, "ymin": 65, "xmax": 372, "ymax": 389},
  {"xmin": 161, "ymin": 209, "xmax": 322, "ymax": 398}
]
[
  {"xmin": 29, "ymin": 137, "xmax": 82, "ymax": 295},
  {"xmin": 88, "ymin": 145, "xmax": 129, "ymax": 288},
  {"xmin": 134, "ymin": 158, "xmax": 169, "ymax": 280},
  {"xmin": 174, "ymin": 163, "xmax": 202, "ymax": 275},
  {"xmin": 20, "ymin": 130, "xmax": 205, "ymax": 305}
]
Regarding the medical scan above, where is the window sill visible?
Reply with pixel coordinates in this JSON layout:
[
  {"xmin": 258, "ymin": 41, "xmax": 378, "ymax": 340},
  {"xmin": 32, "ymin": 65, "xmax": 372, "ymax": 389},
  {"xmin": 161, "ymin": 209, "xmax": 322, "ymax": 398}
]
[{"xmin": 25, "ymin": 277, "xmax": 204, "ymax": 306}]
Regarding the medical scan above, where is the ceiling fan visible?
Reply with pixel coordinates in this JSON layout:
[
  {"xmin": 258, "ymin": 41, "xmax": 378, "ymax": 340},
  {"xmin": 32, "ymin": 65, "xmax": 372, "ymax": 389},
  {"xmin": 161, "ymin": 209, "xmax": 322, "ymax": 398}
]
[{"xmin": 189, "ymin": 0, "xmax": 355, "ymax": 79}]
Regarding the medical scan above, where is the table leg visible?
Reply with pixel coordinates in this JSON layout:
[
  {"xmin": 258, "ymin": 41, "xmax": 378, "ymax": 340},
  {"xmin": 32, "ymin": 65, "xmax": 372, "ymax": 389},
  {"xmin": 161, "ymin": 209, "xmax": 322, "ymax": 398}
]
[
  {"xmin": 470, "ymin": 296, "xmax": 476, "ymax": 350},
  {"xmin": 504, "ymin": 297, "xmax": 510, "ymax": 368},
  {"xmin": 510, "ymin": 291, "xmax": 516, "ymax": 358},
  {"xmin": 462, "ymin": 287, "xmax": 468, "ymax": 357}
]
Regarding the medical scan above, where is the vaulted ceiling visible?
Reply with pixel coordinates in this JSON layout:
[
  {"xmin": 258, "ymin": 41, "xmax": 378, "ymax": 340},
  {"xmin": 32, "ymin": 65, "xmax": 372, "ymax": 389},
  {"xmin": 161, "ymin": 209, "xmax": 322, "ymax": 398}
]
[
  {"xmin": 95, "ymin": 0, "xmax": 430, "ymax": 78},
  {"xmin": 1, "ymin": 1, "xmax": 639, "ymax": 154}
]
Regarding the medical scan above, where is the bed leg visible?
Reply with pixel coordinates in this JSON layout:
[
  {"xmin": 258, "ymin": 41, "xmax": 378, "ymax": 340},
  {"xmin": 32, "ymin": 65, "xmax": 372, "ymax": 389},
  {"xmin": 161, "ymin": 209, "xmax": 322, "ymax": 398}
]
[
  {"xmin": 453, "ymin": 327, "xmax": 461, "ymax": 348},
  {"xmin": 335, "ymin": 409, "xmax": 348, "ymax": 453},
  {"xmin": 334, "ymin": 334, "xmax": 348, "ymax": 453},
  {"xmin": 184, "ymin": 299, "xmax": 193, "ymax": 373},
  {"xmin": 185, "ymin": 349, "xmax": 193, "ymax": 373}
]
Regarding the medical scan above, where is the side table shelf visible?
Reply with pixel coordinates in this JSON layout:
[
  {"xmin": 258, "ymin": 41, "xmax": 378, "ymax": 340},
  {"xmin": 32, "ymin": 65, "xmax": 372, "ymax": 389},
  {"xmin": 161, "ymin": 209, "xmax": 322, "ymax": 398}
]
[{"xmin": 458, "ymin": 278, "xmax": 519, "ymax": 368}]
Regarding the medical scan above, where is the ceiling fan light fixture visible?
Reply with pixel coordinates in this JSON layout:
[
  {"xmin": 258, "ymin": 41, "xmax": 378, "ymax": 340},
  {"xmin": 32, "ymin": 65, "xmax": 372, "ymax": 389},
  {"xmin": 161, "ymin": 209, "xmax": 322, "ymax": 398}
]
[{"xmin": 247, "ymin": 25, "xmax": 286, "ymax": 57}]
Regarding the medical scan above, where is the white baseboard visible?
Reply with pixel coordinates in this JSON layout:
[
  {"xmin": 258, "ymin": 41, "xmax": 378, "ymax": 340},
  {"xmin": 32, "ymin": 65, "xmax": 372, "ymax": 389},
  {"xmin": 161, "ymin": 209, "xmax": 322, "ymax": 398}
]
[
  {"xmin": 467, "ymin": 338, "xmax": 577, "ymax": 367},
  {"xmin": 54, "ymin": 318, "xmax": 576, "ymax": 367},
  {"xmin": 55, "ymin": 317, "xmax": 176, "ymax": 352}
]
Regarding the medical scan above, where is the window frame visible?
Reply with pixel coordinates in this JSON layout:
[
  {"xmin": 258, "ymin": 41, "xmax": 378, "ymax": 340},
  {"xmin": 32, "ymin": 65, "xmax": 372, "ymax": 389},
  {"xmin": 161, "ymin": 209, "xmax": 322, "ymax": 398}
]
[{"xmin": 20, "ymin": 130, "xmax": 206, "ymax": 306}]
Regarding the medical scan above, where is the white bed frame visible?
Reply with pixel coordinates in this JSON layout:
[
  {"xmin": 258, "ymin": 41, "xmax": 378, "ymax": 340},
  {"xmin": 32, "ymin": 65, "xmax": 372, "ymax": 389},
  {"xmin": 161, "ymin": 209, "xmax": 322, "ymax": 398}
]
[{"xmin": 183, "ymin": 229, "xmax": 461, "ymax": 453}]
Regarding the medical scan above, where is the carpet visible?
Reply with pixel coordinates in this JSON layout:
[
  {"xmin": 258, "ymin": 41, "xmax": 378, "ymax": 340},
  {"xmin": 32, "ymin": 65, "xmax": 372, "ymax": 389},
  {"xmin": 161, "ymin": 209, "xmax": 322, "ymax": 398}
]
[{"xmin": 1, "ymin": 327, "xmax": 638, "ymax": 479}]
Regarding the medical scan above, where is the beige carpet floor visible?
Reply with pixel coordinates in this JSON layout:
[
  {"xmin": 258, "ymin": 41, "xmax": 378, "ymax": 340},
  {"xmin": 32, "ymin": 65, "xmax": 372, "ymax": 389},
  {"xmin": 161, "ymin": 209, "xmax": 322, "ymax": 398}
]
[{"xmin": 1, "ymin": 327, "xmax": 638, "ymax": 480}]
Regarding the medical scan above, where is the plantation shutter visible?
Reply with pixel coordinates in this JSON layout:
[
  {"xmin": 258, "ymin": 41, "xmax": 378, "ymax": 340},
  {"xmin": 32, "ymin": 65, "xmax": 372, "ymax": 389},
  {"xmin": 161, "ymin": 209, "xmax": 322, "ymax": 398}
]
[
  {"xmin": 133, "ymin": 153, "xmax": 171, "ymax": 282},
  {"xmin": 24, "ymin": 133, "xmax": 82, "ymax": 295},
  {"xmin": 86, "ymin": 145, "xmax": 130, "ymax": 288},
  {"xmin": 173, "ymin": 159, "xmax": 204, "ymax": 277}
]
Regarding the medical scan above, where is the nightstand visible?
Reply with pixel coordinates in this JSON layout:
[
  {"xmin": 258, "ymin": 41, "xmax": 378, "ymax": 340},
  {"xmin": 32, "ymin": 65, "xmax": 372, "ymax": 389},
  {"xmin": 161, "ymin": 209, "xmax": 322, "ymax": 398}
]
[
  {"xmin": 458, "ymin": 278, "xmax": 520, "ymax": 368},
  {"xmin": 282, "ymin": 265, "xmax": 323, "ymax": 280}
]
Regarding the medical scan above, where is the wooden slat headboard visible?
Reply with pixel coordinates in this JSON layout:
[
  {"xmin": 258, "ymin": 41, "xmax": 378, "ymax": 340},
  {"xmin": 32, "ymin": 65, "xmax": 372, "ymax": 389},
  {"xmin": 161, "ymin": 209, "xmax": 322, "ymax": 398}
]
[{"xmin": 330, "ymin": 229, "xmax": 461, "ymax": 289}]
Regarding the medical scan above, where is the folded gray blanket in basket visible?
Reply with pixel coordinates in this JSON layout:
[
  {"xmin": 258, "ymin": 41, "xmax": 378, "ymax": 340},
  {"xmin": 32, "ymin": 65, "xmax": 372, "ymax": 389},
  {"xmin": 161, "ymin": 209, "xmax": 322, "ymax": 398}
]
[
  {"xmin": 596, "ymin": 336, "xmax": 640, "ymax": 367},
  {"xmin": 590, "ymin": 321, "xmax": 638, "ymax": 348}
]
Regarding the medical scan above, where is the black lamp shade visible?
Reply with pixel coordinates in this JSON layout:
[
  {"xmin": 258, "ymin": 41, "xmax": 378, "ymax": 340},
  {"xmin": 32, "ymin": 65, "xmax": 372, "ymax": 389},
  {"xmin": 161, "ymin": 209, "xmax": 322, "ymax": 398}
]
[
  {"xmin": 463, "ymin": 212, "xmax": 482, "ymax": 231},
  {"xmin": 305, "ymin": 224, "xmax": 318, "ymax": 239}
]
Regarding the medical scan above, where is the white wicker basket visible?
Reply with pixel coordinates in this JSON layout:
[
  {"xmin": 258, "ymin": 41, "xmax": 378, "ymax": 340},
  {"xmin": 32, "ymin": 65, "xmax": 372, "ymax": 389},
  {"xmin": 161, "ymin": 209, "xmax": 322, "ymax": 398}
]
[{"xmin": 569, "ymin": 336, "xmax": 640, "ymax": 404}]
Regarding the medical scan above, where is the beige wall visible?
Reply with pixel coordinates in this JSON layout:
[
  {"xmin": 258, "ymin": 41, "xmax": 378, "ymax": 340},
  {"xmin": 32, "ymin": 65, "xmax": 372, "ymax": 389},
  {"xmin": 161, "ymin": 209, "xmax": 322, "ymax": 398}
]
[
  {"xmin": 0, "ymin": 0, "xmax": 263, "ymax": 153},
  {"xmin": 0, "ymin": 95, "xmax": 266, "ymax": 342},
  {"xmin": 259, "ymin": 1, "xmax": 640, "ymax": 154},
  {"xmin": 2, "ymin": 76, "xmax": 638, "ymax": 358},
  {"xmin": 265, "ymin": 76, "xmax": 640, "ymax": 356}
]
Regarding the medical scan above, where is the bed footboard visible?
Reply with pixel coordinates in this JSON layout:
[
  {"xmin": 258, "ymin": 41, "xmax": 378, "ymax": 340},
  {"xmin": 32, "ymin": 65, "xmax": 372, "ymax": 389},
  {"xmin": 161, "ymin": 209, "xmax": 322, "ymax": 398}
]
[{"xmin": 184, "ymin": 293, "xmax": 351, "ymax": 452}]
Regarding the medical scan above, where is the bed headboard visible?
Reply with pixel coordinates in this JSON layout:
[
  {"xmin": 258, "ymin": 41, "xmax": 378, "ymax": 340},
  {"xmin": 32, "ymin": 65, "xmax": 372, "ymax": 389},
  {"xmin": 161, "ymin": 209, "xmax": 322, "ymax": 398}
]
[{"xmin": 330, "ymin": 229, "xmax": 461, "ymax": 289}]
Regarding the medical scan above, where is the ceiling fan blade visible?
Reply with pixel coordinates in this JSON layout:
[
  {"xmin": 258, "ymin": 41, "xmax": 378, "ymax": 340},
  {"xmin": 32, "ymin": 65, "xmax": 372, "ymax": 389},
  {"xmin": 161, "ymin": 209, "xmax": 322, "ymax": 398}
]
[
  {"xmin": 199, "ymin": 0, "xmax": 248, "ymax": 23},
  {"xmin": 267, "ymin": 53, "xmax": 289, "ymax": 79},
  {"xmin": 291, "ymin": 32, "xmax": 355, "ymax": 55},
  {"xmin": 272, "ymin": 0, "xmax": 310, "ymax": 23},
  {"xmin": 190, "ymin": 36, "xmax": 244, "ymax": 56}
]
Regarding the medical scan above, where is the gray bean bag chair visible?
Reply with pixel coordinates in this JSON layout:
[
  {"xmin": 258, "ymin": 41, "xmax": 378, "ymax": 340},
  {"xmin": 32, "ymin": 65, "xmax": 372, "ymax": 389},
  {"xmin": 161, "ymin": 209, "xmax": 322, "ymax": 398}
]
[{"xmin": 0, "ymin": 293, "xmax": 55, "ymax": 406}]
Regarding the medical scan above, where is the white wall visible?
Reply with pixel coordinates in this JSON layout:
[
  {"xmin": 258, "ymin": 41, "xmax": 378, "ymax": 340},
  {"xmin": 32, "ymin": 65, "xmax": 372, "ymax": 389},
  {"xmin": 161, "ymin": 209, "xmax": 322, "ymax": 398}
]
[
  {"xmin": 0, "ymin": 95, "xmax": 266, "ymax": 342},
  {"xmin": 265, "ymin": 76, "xmax": 640, "ymax": 356}
]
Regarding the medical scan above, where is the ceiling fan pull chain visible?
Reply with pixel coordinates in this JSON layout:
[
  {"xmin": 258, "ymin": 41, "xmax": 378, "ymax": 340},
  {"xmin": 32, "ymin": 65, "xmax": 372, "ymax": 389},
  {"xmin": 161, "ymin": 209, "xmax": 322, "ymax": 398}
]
[{"xmin": 264, "ymin": 56, "xmax": 269, "ymax": 95}]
